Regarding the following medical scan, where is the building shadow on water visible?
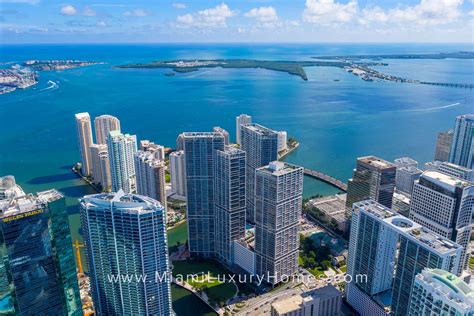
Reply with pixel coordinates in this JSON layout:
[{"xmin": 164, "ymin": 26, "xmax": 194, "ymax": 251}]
[
  {"xmin": 58, "ymin": 184, "xmax": 96, "ymax": 198},
  {"xmin": 28, "ymin": 172, "xmax": 77, "ymax": 184}
]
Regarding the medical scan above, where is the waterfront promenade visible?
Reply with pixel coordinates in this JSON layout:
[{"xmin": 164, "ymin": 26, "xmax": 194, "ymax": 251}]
[{"xmin": 303, "ymin": 168, "xmax": 347, "ymax": 192}]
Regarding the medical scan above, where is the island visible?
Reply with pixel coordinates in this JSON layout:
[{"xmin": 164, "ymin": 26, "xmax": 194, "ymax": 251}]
[
  {"xmin": 312, "ymin": 51, "xmax": 474, "ymax": 61},
  {"xmin": 117, "ymin": 56, "xmax": 473, "ymax": 89},
  {"xmin": 24, "ymin": 60, "xmax": 102, "ymax": 71},
  {"xmin": 116, "ymin": 59, "xmax": 355, "ymax": 81},
  {"xmin": 0, "ymin": 66, "xmax": 38, "ymax": 94}
]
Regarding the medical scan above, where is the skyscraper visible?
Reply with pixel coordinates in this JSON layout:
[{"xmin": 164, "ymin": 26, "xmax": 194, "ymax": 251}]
[
  {"xmin": 94, "ymin": 114, "xmax": 121, "ymax": 145},
  {"xmin": 214, "ymin": 146, "xmax": 246, "ymax": 265},
  {"xmin": 0, "ymin": 188, "xmax": 81, "ymax": 315},
  {"xmin": 80, "ymin": 191, "xmax": 172, "ymax": 315},
  {"xmin": 213, "ymin": 126, "xmax": 230, "ymax": 145},
  {"xmin": 409, "ymin": 170, "xmax": 474, "ymax": 274},
  {"xmin": 391, "ymin": 226, "xmax": 462, "ymax": 316},
  {"xmin": 89, "ymin": 143, "xmax": 109, "ymax": 187},
  {"xmin": 140, "ymin": 140, "xmax": 165, "ymax": 160},
  {"xmin": 277, "ymin": 131, "xmax": 287, "ymax": 152},
  {"xmin": 107, "ymin": 130, "xmax": 137, "ymax": 193},
  {"xmin": 180, "ymin": 132, "xmax": 225, "ymax": 257},
  {"xmin": 98, "ymin": 150, "xmax": 112, "ymax": 192},
  {"xmin": 0, "ymin": 175, "xmax": 24, "ymax": 200},
  {"xmin": 235, "ymin": 113, "xmax": 252, "ymax": 145},
  {"xmin": 435, "ymin": 130, "xmax": 453, "ymax": 162},
  {"xmin": 170, "ymin": 150, "xmax": 186, "ymax": 197},
  {"xmin": 409, "ymin": 269, "xmax": 474, "ymax": 315},
  {"xmin": 241, "ymin": 123, "xmax": 278, "ymax": 223},
  {"xmin": 395, "ymin": 165, "xmax": 422, "ymax": 195},
  {"xmin": 425, "ymin": 160, "xmax": 474, "ymax": 181},
  {"xmin": 75, "ymin": 112, "xmax": 94, "ymax": 176},
  {"xmin": 134, "ymin": 145, "xmax": 167, "ymax": 208},
  {"xmin": 449, "ymin": 114, "xmax": 474, "ymax": 169},
  {"xmin": 346, "ymin": 200, "xmax": 463, "ymax": 316},
  {"xmin": 346, "ymin": 156, "xmax": 397, "ymax": 210},
  {"xmin": 254, "ymin": 161, "xmax": 303, "ymax": 284}
]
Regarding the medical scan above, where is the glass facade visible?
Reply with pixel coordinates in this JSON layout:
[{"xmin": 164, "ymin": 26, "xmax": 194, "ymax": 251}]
[{"xmin": 0, "ymin": 190, "xmax": 81, "ymax": 315}]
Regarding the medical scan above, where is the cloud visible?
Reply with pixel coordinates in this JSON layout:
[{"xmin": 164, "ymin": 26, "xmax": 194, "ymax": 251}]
[
  {"xmin": 303, "ymin": 0, "xmax": 358, "ymax": 25},
  {"xmin": 60, "ymin": 5, "xmax": 77, "ymax": 16},
  {"xmin": 0, "ymin": 0, "xmax": 39, "ymax": 4},
  {"xmin": 173, "ymin": 3, "xmax": 186, "ymax": 9},
  {"xmin": 176, "ymin": 3, "xmax": 235, "ymax": 27},
  {"xmin": 123, "ymin": 9, "xmax": 150, "ymax": 17},
  {"xmin": 96, "ymin": 21, "xmax": 107, "ymax": 27},
  {"xmin": 245, "ymin": 6, "xmax": 278, "ymax": 23},
  {"xmin": 83, "ymin": 7, "xmax": 96, "ymax": 17}
]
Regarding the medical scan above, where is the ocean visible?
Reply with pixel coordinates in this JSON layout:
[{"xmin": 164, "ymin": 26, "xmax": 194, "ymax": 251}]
[{"xmin": 0, "ymin": 43, "xmax": 473, "ymax": 315}]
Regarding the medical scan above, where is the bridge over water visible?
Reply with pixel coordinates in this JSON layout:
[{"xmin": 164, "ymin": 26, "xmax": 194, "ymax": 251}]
[{"xmin": 303, "ymin": 168, "xmax": 347, "ymax": 192}]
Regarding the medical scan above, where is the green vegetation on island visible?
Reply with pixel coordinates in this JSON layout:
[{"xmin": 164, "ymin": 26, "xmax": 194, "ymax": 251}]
[{"xmin": 116, "ymin": 59, "xmax": 349, "ymax": 81}]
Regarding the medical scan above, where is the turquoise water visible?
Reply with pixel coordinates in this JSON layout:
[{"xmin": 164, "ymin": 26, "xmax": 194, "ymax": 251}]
[{"xmin": 0, "ymin": 43, "xmax": 473, "ymax": 314}]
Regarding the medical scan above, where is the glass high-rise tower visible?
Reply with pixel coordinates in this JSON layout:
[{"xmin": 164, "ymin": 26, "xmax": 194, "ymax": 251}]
[
  {"xmin": 80, "ymin": 191, "xmax": 173, "ymax": 315},
  {"xmin": 214, "ymin": 146, "xmax": 246, "ymax": 265},
  {"xmin": 180, "ymin": 132, "xmax": 225, "ymax": 257},
  {"xmin": 0, "ymin": 187, "xmax": 81, "ymax": 315},
  {"xmin": 254, "ymin": 161, "xmax": 303, "ymax": 284},
  {"xmin": 346, "ymin": 156, "xmax": 397, "ymax": 210},
  {"xmin": 240, "ymin": 123, "xmax": 278, "ymax": 224},
  {"xmin": 449, "ymin": 114, "xmax": 474, "ymax": 169},
  {"xmin": 107, "ymin": 130, "xmax": 137, "ymax": 193}
]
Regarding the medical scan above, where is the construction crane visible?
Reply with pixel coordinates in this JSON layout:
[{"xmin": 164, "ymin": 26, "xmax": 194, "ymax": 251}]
[{"xmin": 73, "ymin": 240, "xmax": 84, "ymax": 274}]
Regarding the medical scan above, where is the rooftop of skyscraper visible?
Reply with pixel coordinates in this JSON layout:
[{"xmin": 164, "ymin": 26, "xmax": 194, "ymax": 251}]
[
  {"xmin": 358, "ymin": 156, "xmax": 396, "ymax": 170},
  {"xmin": 180, "ymin": 132, "xmax": 223, "ymax": 138},
  {"xmin": 258, "ymin": 161, "xmax": 302, "ymax": 176},
  {"xmin": 421, "ymin": 170, "xmax": 472, "ymax": 190},
  {"xmin": 241, "ymin": 123, "xmax": 277, "ymax": 136},
  {"xmin": 81, "ymin": 190, "xmax": 163, "ymax": 214},
  {"xmin": 394, "ymin": 156, "xmax": 418, "ymax": 167},
  {"xmin": 457, "ymin": 114, "xmax": 474, "ymax": 121},
  {"xmin": 75, "ymin": 112, "xmax": 90, "ymax": 119},
  {"xmin": 406, "ymin": 227, "xmax": 461, "ymax": 254},
  {"xmin": 353, "ymin": 199, "xmax": 396, "ymax": 219},
  {"xmin": 415, "ymin": 269, "xmax": 474, "ymax": 309}
]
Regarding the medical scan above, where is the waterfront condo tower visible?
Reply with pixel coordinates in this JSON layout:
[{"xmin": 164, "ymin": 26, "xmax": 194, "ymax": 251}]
[
  {"xmin": 346, "ymin": 200, "xmax": 463, "ymax": 316},
  {"xmin": 75, "ymin": 112, "xmax": 94, "ymax": 176},
  {"xmin": 346, "ymin": 156, "xmax": 397, "ymax": 210},
  {"xmin": 107, "ymin": 130, "xmax": 137, "ymax": 193},
  {"xmin": 180, "ymin": 132, "xmax": 225, "ymax": 257},
  {"xmin": 409, "ymin": 268, "xmax": 474, "ymax": 315},
  {"xmin": 254, "ymin": 161, "xmax": 303, "ymax": 285},
  {"xmin": 80, "ymin": 191, "xmax": 173, "ymax": 315},
  {"xmin": 409, "ymin": 170, "xmax": 474, "ymax": 274},
  {"xmin": 94, "ymin": 114, "xmax": 121, "ymax": 145},
  {"xmin": 0, "ymin": 188, "xmax": 82, "ymax": 315},
  {"xmin": 134, "ymin": 144, "xmax": 167, "ymax": 208},
  {"xmin": 169, "ymin": 150, "xmax": 186, "ymax": 197},
  {"xmin": 435, "ymin": 130, "xmax": 454, "ymax": 162},
  {"xmin": 235, "ymin": 113, "xmax": 252, "ymax": 145},
  {"xmin": 89, "ymin": 143, "xmax": 109, "ymax": 188},
  {"xmin": 213, "ymin": 126, "xmax": 230, "ymax": 145},
  {"xmin": 449, "ymin": 114, "xmax": 474, "ymax": 169},
  {"xmin": 240, "ymin": 123, "xmax": 278, "ymax": 223},
  {"xmin": 214, "ymin": 146, "xmax": 246, "ymax": 265}
]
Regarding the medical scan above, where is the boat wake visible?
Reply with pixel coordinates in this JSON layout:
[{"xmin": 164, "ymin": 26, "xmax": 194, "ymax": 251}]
[
  {"xmin": 184, "ymin": 69, "xmax": 217, "ymax": 78},
  {"xmin": 403, "ymin": 102, "xmax": 460, "ymax": 112},
  {"xmin": 40, "ymin": 80, "xmax": 59, "ymax": 91}
]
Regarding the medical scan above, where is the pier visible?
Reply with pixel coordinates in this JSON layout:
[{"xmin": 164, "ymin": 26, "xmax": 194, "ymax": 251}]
[
  {"xmin": 420, "ymin": 82, "xmax": 474, "ymax": 89},
  {"xmin": 303, "ymin": 168, "xmax": 347, "ymax": 192}
]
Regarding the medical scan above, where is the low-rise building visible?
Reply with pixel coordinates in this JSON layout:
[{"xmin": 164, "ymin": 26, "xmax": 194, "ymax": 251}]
[
  {"xmin": 271, "ymin": 285, "xmax": 342, "ymax": 316},
  {"xmin": 309, "ymin": 194, "xmax": 349, "ymax": 233}
]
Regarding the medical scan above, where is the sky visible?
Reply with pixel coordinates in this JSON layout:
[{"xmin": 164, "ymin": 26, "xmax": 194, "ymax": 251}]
[{"xmin": 1, "ymin": 0, "xmax": 473, "ymax": 43}]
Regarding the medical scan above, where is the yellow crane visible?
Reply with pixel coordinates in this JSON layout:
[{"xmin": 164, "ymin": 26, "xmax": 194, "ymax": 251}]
[{"xmin": 73, "ymin": 240, "xmax": 84, "ymax": 274}]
